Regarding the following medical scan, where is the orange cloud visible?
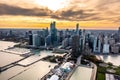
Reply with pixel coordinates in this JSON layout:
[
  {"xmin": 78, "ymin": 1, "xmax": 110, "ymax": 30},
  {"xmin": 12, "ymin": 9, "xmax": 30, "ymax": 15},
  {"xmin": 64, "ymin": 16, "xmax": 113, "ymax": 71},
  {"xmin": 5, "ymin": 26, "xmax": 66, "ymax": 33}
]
[{"xmin": 0, "ymin": 0, "xmax": 120, "ymax": 29}]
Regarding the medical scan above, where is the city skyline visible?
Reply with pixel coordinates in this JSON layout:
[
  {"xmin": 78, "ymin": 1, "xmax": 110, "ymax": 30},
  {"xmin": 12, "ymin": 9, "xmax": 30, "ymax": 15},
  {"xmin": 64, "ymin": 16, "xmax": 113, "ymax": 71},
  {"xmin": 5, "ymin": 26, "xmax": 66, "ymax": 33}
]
[{"xmin": 0, "ymin": 0, "xmax": 120, "ymax": 30}]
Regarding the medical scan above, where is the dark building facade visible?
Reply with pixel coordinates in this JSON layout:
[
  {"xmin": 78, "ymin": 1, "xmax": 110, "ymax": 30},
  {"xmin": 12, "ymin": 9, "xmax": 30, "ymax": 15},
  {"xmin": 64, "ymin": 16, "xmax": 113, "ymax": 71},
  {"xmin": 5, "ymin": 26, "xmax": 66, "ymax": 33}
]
[
  {"xmin": 50, "ymin": 21, "xmax": 58, "ymax": 46},
  {"xmin": 71, "ymin": 35, "xmax": 80, "ymax": 58},
  {"xmin": 28, "ymin": 31, "xmax": 33, "ymax": 45}
]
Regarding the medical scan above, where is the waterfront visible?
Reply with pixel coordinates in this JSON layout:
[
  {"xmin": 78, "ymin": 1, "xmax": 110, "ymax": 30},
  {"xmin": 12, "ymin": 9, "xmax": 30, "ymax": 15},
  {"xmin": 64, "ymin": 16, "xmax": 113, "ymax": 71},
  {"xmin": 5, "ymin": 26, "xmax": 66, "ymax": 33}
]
[
  {"xmin": 0, "ymin": 41, "xmax": 57, "ymax": 80},
  {"xmin": 99, "ymin": 55, "xmax": 120, "ymax": 66},
  {"xmin": 0, "ymin": 41, "xmax": 17, "ymax": 50},
  {"xmin": 0, "ymin": 51, "xmax": 23, "ymax": 67},
  {"xmin": 0, "ymin": 41, "xmax": 120, "ymax": 80}
]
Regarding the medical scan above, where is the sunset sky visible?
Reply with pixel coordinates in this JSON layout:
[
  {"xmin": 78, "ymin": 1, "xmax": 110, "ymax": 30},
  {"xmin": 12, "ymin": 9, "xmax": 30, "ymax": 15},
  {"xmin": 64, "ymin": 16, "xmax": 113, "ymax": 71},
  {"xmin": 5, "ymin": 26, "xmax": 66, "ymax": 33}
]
[{"xmin": 0, "ymin": 0, "xmax": 120, "ymax": 30}]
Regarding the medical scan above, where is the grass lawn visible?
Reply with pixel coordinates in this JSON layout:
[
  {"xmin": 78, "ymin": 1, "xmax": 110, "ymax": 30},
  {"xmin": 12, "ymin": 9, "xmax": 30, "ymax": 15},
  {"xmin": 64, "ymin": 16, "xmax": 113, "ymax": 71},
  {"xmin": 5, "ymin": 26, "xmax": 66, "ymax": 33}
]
[
  {"xmin": 96, "ymin": 72, "xmax": 105, "ymax": 80},
  {"xmin": 97, "ymin": 66, "xmax": 107, "ymax": 73},
  {"xmin": 115, "ymin": 67, "xmax": 120, "ymax": 75},
  {"xmin": 96, "ymin": 66, "xmax": 106, "ymax": 80}
]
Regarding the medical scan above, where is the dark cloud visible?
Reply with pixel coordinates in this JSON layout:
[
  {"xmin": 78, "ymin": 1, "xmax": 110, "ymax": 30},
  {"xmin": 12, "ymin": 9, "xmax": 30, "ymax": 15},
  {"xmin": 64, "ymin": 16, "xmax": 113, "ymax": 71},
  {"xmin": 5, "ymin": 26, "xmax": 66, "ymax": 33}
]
[
  {"xmin": 96, "ymin": 0, "xmax": 120, "ymax": 10},
  {"xmin": 0, "ymin": 1, "xmax": 120, "ymax": 22},
  {"xmin": 85, "ymin": 17, "xmax": 104, "ymax": 21},
  {"xmin": 51, "ymin": 9, "xmax": 98, "ymax": 21},
  {"xmin": 0, "ymin": 3, "xmax": 99, "ymax": 21},
  {"xmin": 0, "ymin": 3, "xmax": 52, "ymax": 16}
]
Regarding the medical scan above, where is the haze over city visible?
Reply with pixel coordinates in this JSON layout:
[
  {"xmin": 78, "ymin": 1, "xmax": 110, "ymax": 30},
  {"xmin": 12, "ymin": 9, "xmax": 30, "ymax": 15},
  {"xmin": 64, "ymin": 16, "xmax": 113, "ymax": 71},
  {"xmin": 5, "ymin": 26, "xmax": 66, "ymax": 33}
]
[{"xmin": 0, "ymin": 0, "xmax": 120, "ymax": 29}]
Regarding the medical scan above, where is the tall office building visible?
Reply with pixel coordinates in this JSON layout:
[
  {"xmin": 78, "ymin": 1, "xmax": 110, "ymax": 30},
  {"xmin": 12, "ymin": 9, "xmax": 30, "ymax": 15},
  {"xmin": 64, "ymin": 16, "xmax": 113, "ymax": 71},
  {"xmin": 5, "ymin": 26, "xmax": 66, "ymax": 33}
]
[
  {"xmin": 45, "ymin": 27, "xmax": 49, "ymax": 37},
  {"xmin": 9, "ymin": 30, "xmax": 13, "ymax": 36},
  {"xmin": 104, "ymin": 36, "xmax": 108, "ymax": 44},
  {"xmin": 32, "ymin": 34, "xmax": 41, "ymax": 47},
  {"xmin": 118, "ymin": 27, "xmax": 120, "ymax": 42},
  {"xmin": 71, "ymin": 35, "xmax": 80, "ymax": 57},
  {"xmin": 40, "ymin": 37, "xmax": 45, "ymax": 46},
  {"xmin": 93, "ymin": 37, "xmax": 101, "ymax": 53},
  {"xmin": 79, "ymin": 37, "xmax": 84, "ymax": 52},
  {"xmin": 45, "ymin": 35, "xmax": 51, "ymax": 46},
  {"xmin": 82, "ymin": 29, "xmax": 86, "ymax": 50},
  {"xmin": 85, "ymin": 31, "xmax": 91, "ymax": 42},
  {"xmin": 62, "ymin": 38, "xmax": 69, "ymax": 48},
  {"xmin": 28, "ymin": 31, "xmax": 33, "ymax": 45},
  {"xmin": 111, "ymin": 45, "xmax": 119, "ymax": 53},
  {"xmin": 103, "ymin": 44, "xmax": 110, "ymax": 53},
  {"xmin": 68, "ymin": 37, "xmax": 72, "ymax": 46},
  {"xmin": 118, "ymin": 27, "xmax": 120, "ymax": 35},
  {"xmin": 58, "ymin": 30, "xmax": 63, "ymax": 42},
  {"xmin": 50, "ymin": 21, "xmax": 57, "ymax": 46},
  {"xmin": 103, "ymin": 36, "xmax": 110, "ymax": 53},
  {"xmin": 98, "ymin": 33, "xmax": 104, "ymax": 46},
  {"xmin": 25, "ymin": 31, "xmax": 29, "ymax": 38},
  {"xmin": 88, "ymin": 35, "xmax": 94, "ymax": 51},
  {"xmin": 109, "ymin": 38, "xmax": 115, "ymax": 45},
  {"xmin": 76, "ymin": 23, "xmax": 79, "ymax": 35},
  {"xmin": 63, "ymin": 29, "xmax": 70, "ymax": 38}
]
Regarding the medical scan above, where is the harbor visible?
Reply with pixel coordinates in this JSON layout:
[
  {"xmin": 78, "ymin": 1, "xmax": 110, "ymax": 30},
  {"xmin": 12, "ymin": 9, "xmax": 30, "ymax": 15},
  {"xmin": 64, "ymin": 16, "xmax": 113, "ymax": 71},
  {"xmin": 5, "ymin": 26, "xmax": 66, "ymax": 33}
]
[{"xmin": 0, "ymin": 41, "xmax": 120, "ymax": 80}]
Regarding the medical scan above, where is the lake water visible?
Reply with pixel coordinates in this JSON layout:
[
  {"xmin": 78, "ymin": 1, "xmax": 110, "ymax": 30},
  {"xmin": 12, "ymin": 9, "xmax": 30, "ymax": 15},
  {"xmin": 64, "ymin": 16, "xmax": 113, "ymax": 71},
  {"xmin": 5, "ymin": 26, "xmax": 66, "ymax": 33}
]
[
  {"xmin": 99, "ymin": 55, "xmax": 120, "ymax": 66},
  {"xmin": 0, "ymin": 51, "xmax": 23, "ymax": 67},
  {"xmin": 0, "ymin": 41, "xmax": 57, "ymax": 80},
  {"xmin": 0, "ymin": 41, "xmax": 120, "ymax": 80},
  {"xmin": 0, "ymin": 41, "xmax": 17, "ymax": 50}
]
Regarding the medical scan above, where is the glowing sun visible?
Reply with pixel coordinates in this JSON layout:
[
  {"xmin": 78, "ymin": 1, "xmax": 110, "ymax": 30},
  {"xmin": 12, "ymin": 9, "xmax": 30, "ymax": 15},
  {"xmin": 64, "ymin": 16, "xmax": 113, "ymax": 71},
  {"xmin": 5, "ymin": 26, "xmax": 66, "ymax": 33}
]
[{"xmin": 34, "ymin": 0, "xmax": 68, "ymax": 11}]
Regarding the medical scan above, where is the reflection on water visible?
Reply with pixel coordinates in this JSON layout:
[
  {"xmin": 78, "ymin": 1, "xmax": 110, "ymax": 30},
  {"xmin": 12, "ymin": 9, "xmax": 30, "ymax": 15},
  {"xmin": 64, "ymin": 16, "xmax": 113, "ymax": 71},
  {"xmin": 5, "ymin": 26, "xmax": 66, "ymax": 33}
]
[
  {"xmin": 17, "ymin": 51, "xmax": 53, "ymax": 66},
  {"xmin": 10, "ymin": 61, "xmax": 56, "ymax": 80},
  {"xmin": 100, "ymin": 55, "xmax": 120, "ymax": 66},
  {"xmin": 0, "ymin": 66, "xmax": 27, "ymax": 80},
  {"xmin": 102, "ymin": 55, "xmax": 109, "ymax": 61},
  {"xmin": 0, "ymin": 52, "xmax": 23, "ymax": 67},
  {"xmin": 0, "ymin": 41, "xmax": 58, "ymax": 80},
  {"xmin": 0, "ymin": 41, "xmax": 17, "ymax": 50}
]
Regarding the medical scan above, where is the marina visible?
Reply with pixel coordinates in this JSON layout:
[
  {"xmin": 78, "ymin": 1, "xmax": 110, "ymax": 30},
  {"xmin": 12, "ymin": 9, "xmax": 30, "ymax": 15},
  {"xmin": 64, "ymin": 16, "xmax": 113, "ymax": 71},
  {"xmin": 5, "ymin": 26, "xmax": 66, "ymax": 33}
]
[{"xmin": 0, "ymin": 41, "xmax": 120, "ymax": 80}]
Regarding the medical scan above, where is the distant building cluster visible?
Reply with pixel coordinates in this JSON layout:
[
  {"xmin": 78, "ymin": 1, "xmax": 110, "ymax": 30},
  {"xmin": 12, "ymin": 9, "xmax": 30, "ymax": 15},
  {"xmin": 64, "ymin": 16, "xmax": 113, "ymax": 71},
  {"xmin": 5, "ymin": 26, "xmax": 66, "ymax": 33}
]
[
  {"xmin": 26, "ymin": 22, "xmax": 86, "ymax": 57},
  {"xmin": 91, "ymin": 27, "xmax": 120, "ymax": 54},
  {"xmin": 0, "ymin": 23, "xmax": 120, "ymax": 55}
]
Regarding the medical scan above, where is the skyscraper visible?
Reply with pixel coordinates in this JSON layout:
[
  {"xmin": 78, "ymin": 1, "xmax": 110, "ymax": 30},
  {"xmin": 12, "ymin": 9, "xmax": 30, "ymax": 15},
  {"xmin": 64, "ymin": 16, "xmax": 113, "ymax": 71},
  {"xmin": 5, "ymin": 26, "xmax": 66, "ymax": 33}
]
[
  {"xmin": 118, "ymin": 27, "xmax": 120, "ymax": 35},
  {"xmin": 103, "ymin": 36, "xmax": 110, "ymax": 53},
  {"xmin": 79, "ymin": 37, "xmax": 84, "ymax": 52},
  {"xmin": 71, "ymin": 35, "xmax": 80, "ymax": 57},
  {"xmin": 45, "ymin": 27, "xmax": 49, "ymax": 37},
  {"xmin": 45, "ymin": 35, "xmax": 51, "ymax": 46},
  {"xmin": 28, "ymin": 31, "xmax": 33, "ymax": 45},
  {"xmin": 9, "ymin": 30, "xmax": 13, "ymax": 36},
  {"xmin": 93, "ymin": 37, "xmax": 101, "ymax": 53},
  {"xmin": 50, "ymin": 21, "xmax": 57, "ymax": 46},
  {"xmin": 76, "ymin": 23, "xmax": 79, "ymax": 35},
  {"xmin": 81, "ymin": 29, "xmax": 86, "ymax": 51},
  {"xmin": 32, "ymin": 34, "xmax": 41, "ymax": 47},
  {"xmin": 118, "ymin": 27, "xmax": 120, "ymax": 42},
  {"xmin": 62, "ymin": 38, "xmax": 69, "ymax": 48}
]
